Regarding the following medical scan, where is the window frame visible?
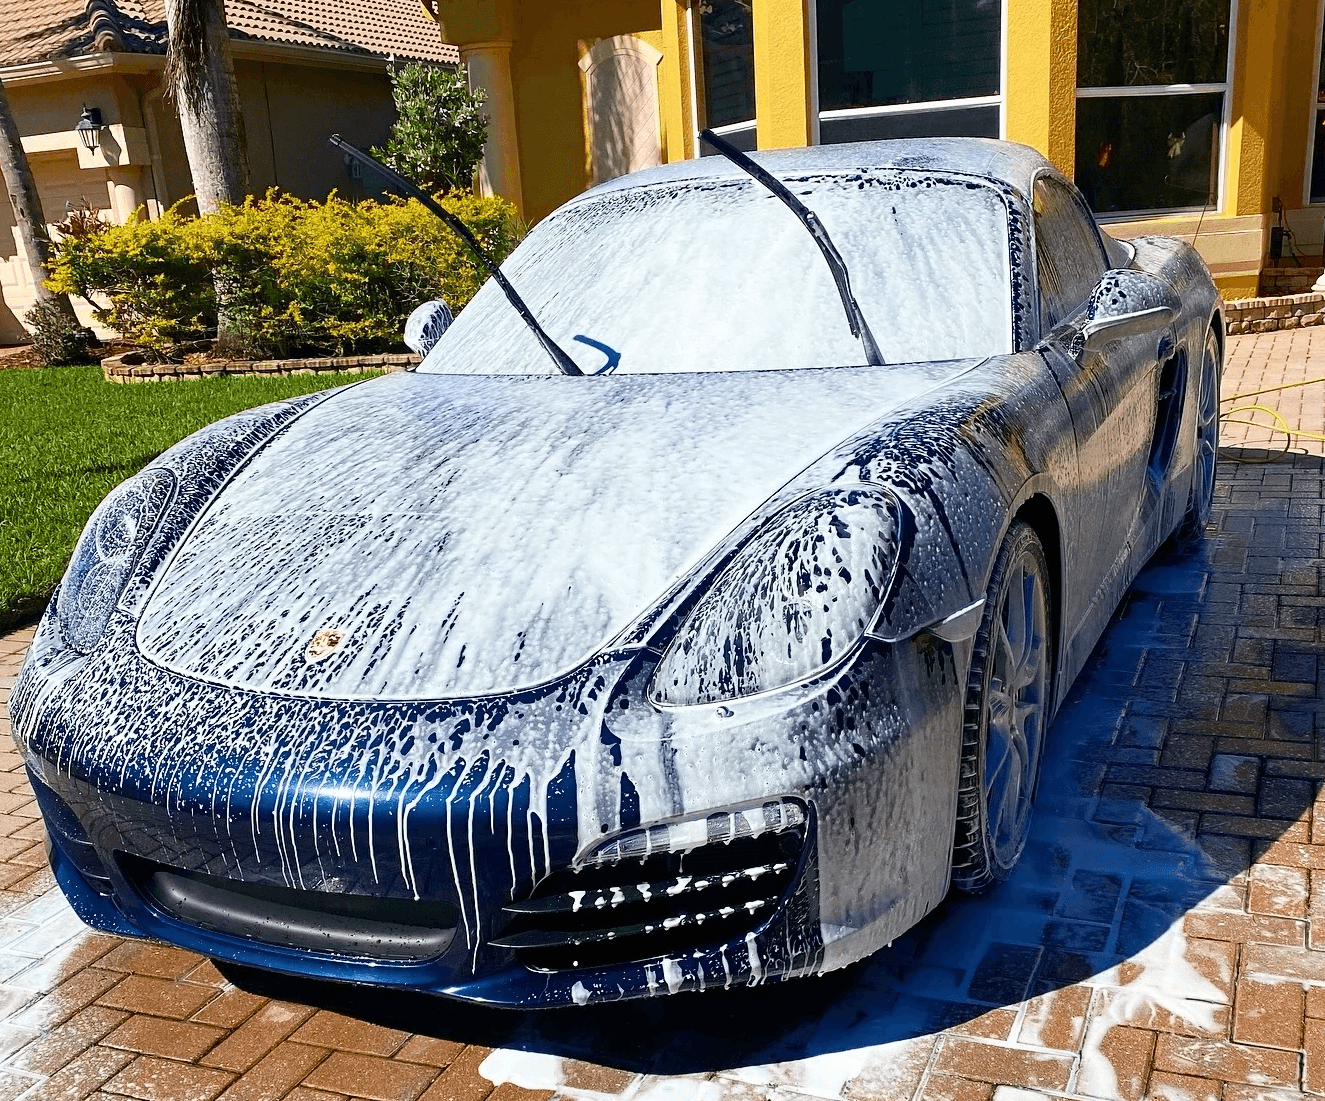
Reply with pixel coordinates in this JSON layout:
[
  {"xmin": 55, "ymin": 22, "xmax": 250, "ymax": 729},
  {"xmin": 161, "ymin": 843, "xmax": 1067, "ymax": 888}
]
[
  {"xmin": 1029, "ymin": 169, "xmax": 1111, "ymax": 343},
  {"xmin": 810, "ymin": 0, "xmax": 1009, "ymax": 144},
  {"xmin": 687, "ymin": 1, "xmax": 757, "ymax": 156},
  {"xmin": 1074, "ymin": 0, "xmax": 1240, "ymax": 221},
  {"xmin": 1304, "ymin": 0, "xmax": 1325, "ymax": 207}
]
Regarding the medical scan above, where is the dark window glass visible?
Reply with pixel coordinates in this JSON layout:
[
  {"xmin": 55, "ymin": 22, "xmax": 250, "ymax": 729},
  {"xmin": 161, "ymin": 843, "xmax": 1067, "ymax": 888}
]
[
  {"xmin": 816, "ymin": 0, "xmax": 1002, "ymax": 112},
  {"xmin": 819, "ymin": 105, "xmax": 999, "ymax": 145},
  {"xmin": 697, "ymin": 0, "xmax": 755, "ymax": 129},
  {"xmin": 1075, "ymin": 93, "xmax": 1222, "ymax": 214},
  {"xmin": 1077, "ymin": 0, "xmax": 1230, "ymax": 87},
  {"xmin": 1312, "ymin": 21, "xmax": 1325, "ymax": 203},
  {"xmin": 1033, "ymin": 177, "xmax": 1108, "ymax": 331},
  {"xmin": 703, "ymin": 126, "xmax": 756, "ymax": 154}
]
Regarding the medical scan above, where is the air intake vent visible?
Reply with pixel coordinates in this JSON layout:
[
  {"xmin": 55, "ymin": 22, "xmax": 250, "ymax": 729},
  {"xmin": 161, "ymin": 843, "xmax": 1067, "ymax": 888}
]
[
  {"xmin": 492, "ymin": 800, "xmax": 807, "ymax": 971},
  {"xmin": 121, "ymin": 855, "xmax": 459, "ymax": 962}
]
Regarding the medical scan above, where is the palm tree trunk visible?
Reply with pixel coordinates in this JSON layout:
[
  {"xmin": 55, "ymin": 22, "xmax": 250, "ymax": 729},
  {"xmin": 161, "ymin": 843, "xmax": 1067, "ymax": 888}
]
[
  {"xmin": 165, "ymin": 0, "xmax": 250, "ymax": 213},
  {"xmin": 0, "ymin": 82, "xmax": 79, "ymax": 323},
  {"xmin": 165, "ymin": 0, "xmax": 250, "ymax": 353}
]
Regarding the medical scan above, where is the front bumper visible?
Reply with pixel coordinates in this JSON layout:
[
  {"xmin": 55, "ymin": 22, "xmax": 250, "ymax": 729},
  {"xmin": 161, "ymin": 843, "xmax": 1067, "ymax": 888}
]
[{"xmin": 12, "ymin": 606, "xmax": 963, "ymax": 1007}]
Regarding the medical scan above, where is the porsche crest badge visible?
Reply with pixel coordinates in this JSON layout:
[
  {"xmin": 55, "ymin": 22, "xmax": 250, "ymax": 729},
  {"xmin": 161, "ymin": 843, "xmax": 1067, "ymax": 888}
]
[{"xmin": 305, "ymin": 628, "xmax": 346, "ymax": 662}]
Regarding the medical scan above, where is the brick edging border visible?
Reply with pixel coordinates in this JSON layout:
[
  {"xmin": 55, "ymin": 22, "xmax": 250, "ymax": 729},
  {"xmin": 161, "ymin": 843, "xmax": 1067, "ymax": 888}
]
[
  {"xmin": 101, "ymin": 351, "xmax": 420, "ymax": 383},
  {"xmin": 1225, "ymin": 291, "xmax": 1325, "ymax": 335}
]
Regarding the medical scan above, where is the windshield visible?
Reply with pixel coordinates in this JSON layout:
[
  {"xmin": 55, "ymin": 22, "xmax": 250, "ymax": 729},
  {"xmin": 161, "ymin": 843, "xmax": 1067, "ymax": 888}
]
[{"xmin": 419, "ymin": 170, "xmax": 1015, "ymax": 376}]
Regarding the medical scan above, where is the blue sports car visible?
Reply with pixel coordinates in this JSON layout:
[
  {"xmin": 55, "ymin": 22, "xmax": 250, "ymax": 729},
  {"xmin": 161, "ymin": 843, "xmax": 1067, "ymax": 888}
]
[{"xmin": 12, "ymin": 136, "xmax": 1221, "ymax": 1007}]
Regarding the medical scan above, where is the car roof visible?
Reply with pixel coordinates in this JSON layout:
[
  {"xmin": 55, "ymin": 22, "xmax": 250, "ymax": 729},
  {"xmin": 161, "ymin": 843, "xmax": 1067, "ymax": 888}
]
[{"xmin": 577, "ymin": 137, "xmax": 1054, "ymax": 206}]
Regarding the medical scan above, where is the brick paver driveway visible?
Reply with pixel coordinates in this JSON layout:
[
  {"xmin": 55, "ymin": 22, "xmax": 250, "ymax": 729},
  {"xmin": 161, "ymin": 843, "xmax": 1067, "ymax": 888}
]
[{"xmin": 1, "ymin": 328, "xmax": 1324, "ymax": 1101}]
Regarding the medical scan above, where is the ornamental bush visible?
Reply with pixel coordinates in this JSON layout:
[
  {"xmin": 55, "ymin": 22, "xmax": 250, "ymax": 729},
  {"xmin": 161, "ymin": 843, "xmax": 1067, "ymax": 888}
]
[
  {"xmin": 47, "ymin": 190, "xmax": 521, "ymax": 360},
  {"xmin": 373, "ymin": 62, "xmax": 488, "ymax": 195}
]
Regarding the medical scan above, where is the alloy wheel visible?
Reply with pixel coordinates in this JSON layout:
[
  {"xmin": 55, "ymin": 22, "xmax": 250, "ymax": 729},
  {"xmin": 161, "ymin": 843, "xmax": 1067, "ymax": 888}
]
[
  {"xmin": 1190, "ymin": 332, "xmax": 1220, "ymax": 530},
  {"xmin": 983, "ymin": 548, "xmax": 1050, "ymax": 870}
]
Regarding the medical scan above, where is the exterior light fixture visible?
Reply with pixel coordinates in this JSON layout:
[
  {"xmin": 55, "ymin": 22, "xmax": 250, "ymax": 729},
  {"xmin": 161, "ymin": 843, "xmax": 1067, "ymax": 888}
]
[{"xmin": 75, "ymin": 105, "xmax": 104, "ymax": 152}]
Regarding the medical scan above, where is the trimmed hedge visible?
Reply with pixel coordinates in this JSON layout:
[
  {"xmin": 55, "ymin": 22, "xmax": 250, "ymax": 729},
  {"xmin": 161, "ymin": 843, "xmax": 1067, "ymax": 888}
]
[{"xmin": 48, "ymin": 190, "xmax": 521, "ymax": 360}]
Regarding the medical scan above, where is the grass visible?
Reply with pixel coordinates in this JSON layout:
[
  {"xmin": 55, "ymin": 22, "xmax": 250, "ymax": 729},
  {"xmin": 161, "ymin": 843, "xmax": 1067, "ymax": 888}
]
[{"xmin": 0, "ymin": 365, "xmax": 380, "ymax": 633}]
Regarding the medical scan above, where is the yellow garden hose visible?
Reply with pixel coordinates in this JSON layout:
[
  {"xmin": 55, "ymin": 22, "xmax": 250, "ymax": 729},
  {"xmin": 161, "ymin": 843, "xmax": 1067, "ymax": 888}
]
[{"xmin": 1219, "ymin": 373, "xmax": 1325, "ymax": 459}]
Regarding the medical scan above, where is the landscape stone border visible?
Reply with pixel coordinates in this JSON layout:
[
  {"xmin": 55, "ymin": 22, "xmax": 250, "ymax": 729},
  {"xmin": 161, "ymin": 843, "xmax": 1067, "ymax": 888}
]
[
  {"xmin": 1225, "ymin": 291, "xmax": 1325, "ymax": 335},
  {"xmin": 101, "ymin": 351, "xmax": 419, "ymax": 383}
]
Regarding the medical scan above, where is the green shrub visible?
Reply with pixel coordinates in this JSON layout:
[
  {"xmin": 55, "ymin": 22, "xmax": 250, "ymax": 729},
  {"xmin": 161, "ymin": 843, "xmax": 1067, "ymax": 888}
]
[
  {"xmin": 23, "ymin": 300, "xmax": 91, "ymax": 366},
  {"xmin": 47, "ymin": 191, "xmax": 521, "ymax": 360}
]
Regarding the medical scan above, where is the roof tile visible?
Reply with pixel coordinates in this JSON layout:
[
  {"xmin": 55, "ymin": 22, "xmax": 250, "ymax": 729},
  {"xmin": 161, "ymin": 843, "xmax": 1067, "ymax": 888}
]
[{"xmin": 0, "ymin": 0, "xmax": 457, "ymax": 69}]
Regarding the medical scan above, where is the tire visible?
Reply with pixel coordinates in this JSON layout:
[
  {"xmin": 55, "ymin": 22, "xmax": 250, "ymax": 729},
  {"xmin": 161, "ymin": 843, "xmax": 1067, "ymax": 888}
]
[
  {"xmin": 1178, "ymin": 328, "xmax": 1221, "ymax": 540},
  {"xmin": 951, "ymin": 521, "xmax": 1053, "ymax": 894}
]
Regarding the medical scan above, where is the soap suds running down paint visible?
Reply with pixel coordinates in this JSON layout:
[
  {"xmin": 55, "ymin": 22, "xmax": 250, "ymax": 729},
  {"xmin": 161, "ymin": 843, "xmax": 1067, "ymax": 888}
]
[{"xmin": 476, "ymin": 546, "xmax": 1242, "ymax": 1096}]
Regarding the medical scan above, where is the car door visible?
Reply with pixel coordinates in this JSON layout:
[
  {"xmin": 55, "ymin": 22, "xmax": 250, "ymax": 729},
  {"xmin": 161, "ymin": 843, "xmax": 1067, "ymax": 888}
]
[{"xmin": 1032, "ymin": 174, "xmax": 1161, "ymax": 643}]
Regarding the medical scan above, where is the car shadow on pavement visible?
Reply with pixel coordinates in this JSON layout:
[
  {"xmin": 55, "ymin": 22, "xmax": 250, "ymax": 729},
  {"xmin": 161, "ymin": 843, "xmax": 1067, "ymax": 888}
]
[{"xmin": 218, "ymin": 451, "xmax": 1324, "ymax": 1078}]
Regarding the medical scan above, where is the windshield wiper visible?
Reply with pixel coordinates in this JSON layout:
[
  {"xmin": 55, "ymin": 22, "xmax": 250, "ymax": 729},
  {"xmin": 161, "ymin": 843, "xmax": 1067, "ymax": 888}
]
[
  {"xmin": 330, "ymin": 135, "xmax": 583, "ymax": 377},
  {"xmin": 699, "ymin": 129, "xmax": 884, "ymax": 366}
]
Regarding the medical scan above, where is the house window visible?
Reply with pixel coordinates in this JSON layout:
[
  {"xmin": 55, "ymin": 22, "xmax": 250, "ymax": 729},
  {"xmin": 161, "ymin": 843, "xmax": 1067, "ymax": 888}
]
[
  {"xmin": 815, "ymin": 0, "xmax": 1003, "ymax": 145},
  {"xmin": 693, "ymin": 0, "xmax": 756, "ymax": 152},
  {"xmin": 1075, "ymin": 0, "xmax": 1232, "ymax": 217},
  {"xmin": 1309, "ymin": 3, "xmax": 1325, "ymax": 203}
]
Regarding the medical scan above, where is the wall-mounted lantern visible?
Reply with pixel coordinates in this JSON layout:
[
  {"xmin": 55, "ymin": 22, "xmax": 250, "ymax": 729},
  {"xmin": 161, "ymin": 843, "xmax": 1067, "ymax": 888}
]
[{"xmin": 75, "ymin": 105, "xmax": 104, "ymax": 152}]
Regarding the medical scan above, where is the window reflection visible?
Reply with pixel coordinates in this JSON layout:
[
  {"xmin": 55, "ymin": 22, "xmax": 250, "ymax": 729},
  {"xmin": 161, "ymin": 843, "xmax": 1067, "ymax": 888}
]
[
  {"xmin": 1076, "ymin": 0, "xmax": 1229, "ymax": 87},
  {"xmin": 1312, "ymin": 20, "xmax": 1325, "ymax": 203},
  {"xmin": 815, "ymin": 0, "xmax": 1002, "ymax": 144},
  {"xmin": 696, "ymin": 0, "xmax": 754, "ymax": 130},
  {"xmin": 817, "ymin": 0, "xmax": 1001, "ymax": 110},
  {"xmin": 1075, "ymin": 0, "xmax": 1229, "ymax": 215},
  {"xmin": 1076, "ymin": 94, "xmax": 1221, "ymax": 214}
]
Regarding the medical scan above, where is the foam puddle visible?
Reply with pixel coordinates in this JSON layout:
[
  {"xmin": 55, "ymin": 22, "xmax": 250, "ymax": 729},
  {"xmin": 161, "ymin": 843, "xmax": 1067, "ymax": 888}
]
[{"xmin": 476, "ymin": 907, "xmax": 1226, "ymax": 1101}]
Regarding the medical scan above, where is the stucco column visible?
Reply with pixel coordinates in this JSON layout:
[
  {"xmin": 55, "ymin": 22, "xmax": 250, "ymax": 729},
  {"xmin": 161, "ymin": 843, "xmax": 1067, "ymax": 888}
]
[
  {"xmin": 462, "ymin": 41, "xmax": 524, "ymax": 215},
  {"xmin": 1004, "ymin": 0, "xmax": 1078, "ymax": 174},
  {"xmin": 659, "ymin": 0, "xmax": 695, "ymax": 161},
  {"xmin": 105, "ymin": 167, "xmax": 145, "ymax": 223},
  {"xmin": 752, "ymin": 0, "xmax": 815, "ymax": 150},
  {"xmin": 1225, "ymin": 0, "xmax": 1291, "ymax": 219}
]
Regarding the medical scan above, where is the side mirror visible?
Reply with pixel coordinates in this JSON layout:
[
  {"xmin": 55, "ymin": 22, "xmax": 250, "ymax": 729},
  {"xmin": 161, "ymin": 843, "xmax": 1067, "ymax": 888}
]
[
  {"xmin": 404, "ymin": 299, "xmax": 454, "ymax": 358},
  {"xmin": 1080, "ymin": 269, "xmax": 1180, "ymax": 357}
]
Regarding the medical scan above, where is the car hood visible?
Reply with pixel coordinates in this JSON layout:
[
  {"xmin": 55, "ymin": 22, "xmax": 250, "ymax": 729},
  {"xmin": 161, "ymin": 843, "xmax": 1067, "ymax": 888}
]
[{"xmin": 136, "ymin": 363, "xmax": 973, "ymax": 700}]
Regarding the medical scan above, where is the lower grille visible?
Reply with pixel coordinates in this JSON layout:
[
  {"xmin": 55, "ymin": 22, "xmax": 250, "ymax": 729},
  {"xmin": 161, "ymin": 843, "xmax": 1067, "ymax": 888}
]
[
  {"xmin": 121, "ymin": 855, "xmax": 459, "ymax": 962},
  {"xmin": 492, "ymin": 799, "xmax": 807, "ymax": 971}
]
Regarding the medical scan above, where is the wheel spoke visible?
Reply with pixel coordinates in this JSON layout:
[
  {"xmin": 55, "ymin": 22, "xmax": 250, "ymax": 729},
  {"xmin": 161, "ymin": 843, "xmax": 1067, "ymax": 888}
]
[
  {"xmin": 992, "ymin": 733, "xmax": 1026, "ymax": 845},
  {"xmin": 1004, "ymin": 566, "xmax": 1029, "ymax": 668},
  {"xmin": 1013, "ymin": 634, "xmax": 1044, "ymax": 691},
  {"xmin": 985, "ymin": 703, "xmax": 1015, "ymax": 797}
]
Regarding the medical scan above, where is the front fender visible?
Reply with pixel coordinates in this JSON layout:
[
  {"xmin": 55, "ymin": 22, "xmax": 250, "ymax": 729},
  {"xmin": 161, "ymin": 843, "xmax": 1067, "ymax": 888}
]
[{"xmin": 835, "ymin": 352, "xmax": 1076, "ymax": 644}]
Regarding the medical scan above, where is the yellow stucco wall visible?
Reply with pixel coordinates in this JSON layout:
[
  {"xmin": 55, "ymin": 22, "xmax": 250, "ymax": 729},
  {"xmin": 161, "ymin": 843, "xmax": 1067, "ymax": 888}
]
[
  {"xmin": 436, "ymin": 0, "xmax": 1323, "ymax": 297},
  {"xmin": 512, "ymin": 1, "xmax": 662, "ymax": 222},
  {"xmin": 752, "ymin": 0, "xmax": 813, "ymax": 150},
  {"xmin": 439, "ymin": 0, "xmax": 663, "ymax": 223},
  {"xmin": 1004, "ymin": 0, "xmax": 1077, "ymax": 174}
]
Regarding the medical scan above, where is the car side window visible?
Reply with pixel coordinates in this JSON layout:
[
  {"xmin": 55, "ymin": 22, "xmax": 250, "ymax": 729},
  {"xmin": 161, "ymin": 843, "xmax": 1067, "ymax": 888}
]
[{"xmin": 1033, "ymin": 176, "xmax": 1109, "ymax": 334}]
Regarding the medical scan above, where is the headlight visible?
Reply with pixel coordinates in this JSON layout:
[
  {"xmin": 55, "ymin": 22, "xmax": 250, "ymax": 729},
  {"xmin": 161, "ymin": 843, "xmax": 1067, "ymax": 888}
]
[
  {"xmin": 58, "ymin": 468, "xmax": 175, "ymax": 653},
  {"xmin": 649, "ymin": 486, "xmax": 902, "ymax": 707}
]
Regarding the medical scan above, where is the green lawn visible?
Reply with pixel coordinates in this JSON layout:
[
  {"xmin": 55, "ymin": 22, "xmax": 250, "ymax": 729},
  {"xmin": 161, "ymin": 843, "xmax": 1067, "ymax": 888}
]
[{"xmin": 0, "ymin": 365, "xmax": 379, "ymax": 633}]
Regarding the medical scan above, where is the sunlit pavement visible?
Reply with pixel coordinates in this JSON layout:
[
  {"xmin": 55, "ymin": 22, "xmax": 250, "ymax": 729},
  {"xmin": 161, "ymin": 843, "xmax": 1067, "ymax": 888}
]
[{"xmin": 0, "ymin": 327, "xmax": 1324, "ymax": 1101}]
